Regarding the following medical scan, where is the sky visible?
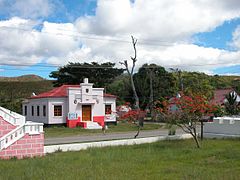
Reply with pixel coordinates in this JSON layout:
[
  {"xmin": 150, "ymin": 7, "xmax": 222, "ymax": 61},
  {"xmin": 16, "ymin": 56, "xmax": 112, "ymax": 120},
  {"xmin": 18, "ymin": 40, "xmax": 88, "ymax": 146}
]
[{"xmin": 0, "ymin": 0, "xmax": 240, "ymax": 78}]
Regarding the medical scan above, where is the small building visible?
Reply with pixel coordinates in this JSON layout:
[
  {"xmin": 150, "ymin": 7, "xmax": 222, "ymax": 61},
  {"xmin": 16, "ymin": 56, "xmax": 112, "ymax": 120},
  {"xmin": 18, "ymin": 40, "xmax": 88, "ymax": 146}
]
[
  {"xmin": 22, "ymin": 78, "xmax": 117, "ymax": 129},
  {"xmin": 210, "ymin": 89, "xmax": 240, "ymax": 106}
]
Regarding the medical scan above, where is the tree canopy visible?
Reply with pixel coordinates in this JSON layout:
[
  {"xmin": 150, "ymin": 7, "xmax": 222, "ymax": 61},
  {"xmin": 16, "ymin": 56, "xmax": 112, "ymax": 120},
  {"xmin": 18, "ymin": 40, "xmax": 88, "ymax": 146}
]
[
  {"xmin": 181, "ymin": 72, "xmax": 214, "ymax": 99},
  {"xmin": 49, "ymin": 62, "xmax": 124, "ymax": 87},
  {"xmin": 133, "ymin": 64, "xmax": 177, "ymax": 109}
]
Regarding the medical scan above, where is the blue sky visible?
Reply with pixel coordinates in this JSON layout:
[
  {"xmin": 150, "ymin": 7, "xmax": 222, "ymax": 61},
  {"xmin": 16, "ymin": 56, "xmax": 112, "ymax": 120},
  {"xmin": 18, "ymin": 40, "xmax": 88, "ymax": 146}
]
[{"xmin": 0, "ymin": 0, "xmax": 240, "ymax": 78}]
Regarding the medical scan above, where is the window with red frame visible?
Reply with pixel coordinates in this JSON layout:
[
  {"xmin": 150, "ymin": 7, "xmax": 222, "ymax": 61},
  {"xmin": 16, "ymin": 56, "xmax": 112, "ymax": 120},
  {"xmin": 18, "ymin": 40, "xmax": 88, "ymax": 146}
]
[{"xmin": 105, "ymin": 105, "xmax": 112, "ymax": 115}]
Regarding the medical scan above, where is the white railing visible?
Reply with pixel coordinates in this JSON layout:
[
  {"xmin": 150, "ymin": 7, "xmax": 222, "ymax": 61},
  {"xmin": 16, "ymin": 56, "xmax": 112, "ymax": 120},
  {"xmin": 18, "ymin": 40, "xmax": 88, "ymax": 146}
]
[
  {"xmin": 0, "ymin": 122, "xmax": 43, "ymax": 151},
  {"xmin": 105, "ymin": 114, "xmax": 116, "ymax": 122},
  {"xmin": 25, "ymin": 121, "xmax": 44, "ymax": 135},
  {"xmin": 213, "ymin": 117, "xmax": 240, "ymax": 124},
  {"xmin": 0, "ymin": 106, "xmax": 26, "ymax": 125}
]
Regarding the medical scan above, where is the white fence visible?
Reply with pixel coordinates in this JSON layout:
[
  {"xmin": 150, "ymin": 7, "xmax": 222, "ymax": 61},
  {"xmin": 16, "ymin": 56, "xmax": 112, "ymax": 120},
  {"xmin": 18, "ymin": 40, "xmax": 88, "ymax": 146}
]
[
  {"xmin": 0, "ymin": 106, "xmax": 26, "ymax": 125},
  {"xmin": 204, "ymin": 117, "xmax": 240, "ymax": 138},
  {"xmin": 44, "ymin": 134, "xmax": 192, "ymax": 154},
  {"xmin": 0, "ymin": 122, "xmax": 43, "ymax": 151}
]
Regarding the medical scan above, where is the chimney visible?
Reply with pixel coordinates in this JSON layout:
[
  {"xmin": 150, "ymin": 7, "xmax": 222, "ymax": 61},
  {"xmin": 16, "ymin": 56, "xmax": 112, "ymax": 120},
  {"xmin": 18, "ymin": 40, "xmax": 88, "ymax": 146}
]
[{"xmin": 84, "ymin": 78, "xmax": 88, "ymax": 84}]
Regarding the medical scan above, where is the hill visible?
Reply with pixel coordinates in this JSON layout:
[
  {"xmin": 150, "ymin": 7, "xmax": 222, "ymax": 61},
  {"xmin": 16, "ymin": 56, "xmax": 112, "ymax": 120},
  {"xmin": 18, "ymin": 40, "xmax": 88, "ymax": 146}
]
[
  {"xmin": 0, "ymin": 74, "xmax": 45, "ymax": 82},
  {"xmin": 0, "ymin": 80, "xmax": 54, "ymax": 113}
]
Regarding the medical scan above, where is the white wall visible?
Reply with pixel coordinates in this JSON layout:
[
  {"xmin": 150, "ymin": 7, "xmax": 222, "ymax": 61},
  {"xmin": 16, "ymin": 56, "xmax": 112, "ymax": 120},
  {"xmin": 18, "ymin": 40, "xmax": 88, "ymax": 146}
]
[
  {"xmin": 92, "ymin": 89, "xmax": 104, "ymax": 117},
  {"xmin": 44, "ymin": 134, "xmax": 193, "ymax": 154},
  {"xmin": 68, "ymin": 87, "xmax": 81, "ymax": 116},
  {"xmin": 48, "ymin": 98, "xmax": 68, "ymax": 124},
  {"xmin": 23, "ymin": 97, "xmax": 68, "ymax": 124},
  {"xmin": 104, "ymin": 97, "xmax": 116, "ymax": 122},
  {"xmin": 68, "ymin": 86, "xmax": 105, "ymax": 121},
  {"xmin": 204, "ymin": 117, "xmax": 240, "ymax": 137},
  {"xmin": 22, "ymin": 98, "xmax": 49, "ymax": 124}
]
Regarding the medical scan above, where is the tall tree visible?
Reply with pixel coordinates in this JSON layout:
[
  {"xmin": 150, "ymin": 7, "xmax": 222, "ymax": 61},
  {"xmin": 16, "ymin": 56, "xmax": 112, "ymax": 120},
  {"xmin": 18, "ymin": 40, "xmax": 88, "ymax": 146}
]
[
  {"xmin": 181, "ymin": 72, "xmax": 214, "ymax": 99},
  {"xmin": 107, "ymin": 74, "xmax": 133, "ymax": 105},
  {"xmin": 170, "ymin": 68, "xmax": 184, "ymax": 92},
  {"xmin": 134, "ymin": 64, "xmax": 177, "ymax": 109},
  {"xmin": 49, "ymin": 62, "xmax": 124, "ymax": 87}
]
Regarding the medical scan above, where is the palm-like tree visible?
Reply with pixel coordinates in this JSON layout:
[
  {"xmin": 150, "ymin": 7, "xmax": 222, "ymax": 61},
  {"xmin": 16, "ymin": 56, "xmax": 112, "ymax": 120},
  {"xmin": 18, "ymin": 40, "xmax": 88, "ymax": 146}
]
[{"xmin": 225, "ymin": 92, "xmax": 239, "ymax": 115}]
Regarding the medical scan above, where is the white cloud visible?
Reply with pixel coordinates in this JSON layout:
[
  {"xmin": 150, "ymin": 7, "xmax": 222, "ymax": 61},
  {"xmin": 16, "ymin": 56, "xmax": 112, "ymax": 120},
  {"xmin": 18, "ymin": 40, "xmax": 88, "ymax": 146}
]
[
  {"xmin": 0, "ymin": 17, "xmax": 80, "ymax": 65},
  {"xmin": 76, "ymin": 0, "xmax": 240, "ymax": 41},
  {"xmin": 73, "ymin": 0, "xmax": 240, "ymax": 73},
  {"xmin": 230, "ymin": 25, "xmax": 240, "ymax": 50},
  {"xmin": 0, "ymin": 17, "xmax": 42, "ymax": 64},
  {"xmin": 1, "ymin": 0, "xmax": 240, "ymax": 75}
]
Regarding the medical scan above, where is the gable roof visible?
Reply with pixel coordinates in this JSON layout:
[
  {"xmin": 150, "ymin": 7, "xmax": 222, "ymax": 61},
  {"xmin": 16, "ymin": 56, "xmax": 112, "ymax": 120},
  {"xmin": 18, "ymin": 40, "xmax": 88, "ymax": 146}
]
[
  {"xmin": 30, "ymin": 85, "xmax": 80, "ymax": 99},
  {"xmin": 29, "ymin": 84, "xmax": 116, "ymax": 99},
  {"xmin": 210, "ymin": 88, "xmax": 235, "ymax": 105}
]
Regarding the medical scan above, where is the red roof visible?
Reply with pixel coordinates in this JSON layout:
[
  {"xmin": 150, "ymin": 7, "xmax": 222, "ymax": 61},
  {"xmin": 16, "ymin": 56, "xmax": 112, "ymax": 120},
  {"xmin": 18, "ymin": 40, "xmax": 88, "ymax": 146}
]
[
  {"xmin": 30, "ymin": 85, "xmax": 116, "ymax": 99},
  {"xmin": 30, "ymin": 85, "xmax": 79, "ymax": 99},
  {"xmin": 210, "ymin": 88, "xmax": 234, "ymax": 105},
  {"xmin": 104, "ymin": 93, "xmax": 117, "ymax": 98}
]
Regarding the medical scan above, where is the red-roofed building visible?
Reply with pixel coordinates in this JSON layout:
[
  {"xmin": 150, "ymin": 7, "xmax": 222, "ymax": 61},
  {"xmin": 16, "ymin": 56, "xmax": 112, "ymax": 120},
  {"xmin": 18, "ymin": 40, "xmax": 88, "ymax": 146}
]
[
  {"xmin": 210, "ymin": 88, "xmax": 240, "ymax": 105},
  {"xmin": 22, "ymin": 78, "xmax": 117, "ymax": 129}
]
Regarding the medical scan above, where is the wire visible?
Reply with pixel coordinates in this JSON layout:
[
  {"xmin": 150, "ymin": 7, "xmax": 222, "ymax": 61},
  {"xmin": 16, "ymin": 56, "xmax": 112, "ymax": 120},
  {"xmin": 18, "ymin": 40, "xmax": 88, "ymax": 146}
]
[{"xmin": 0, "ymin": 26, "xmax": 174, "ymax": 47}]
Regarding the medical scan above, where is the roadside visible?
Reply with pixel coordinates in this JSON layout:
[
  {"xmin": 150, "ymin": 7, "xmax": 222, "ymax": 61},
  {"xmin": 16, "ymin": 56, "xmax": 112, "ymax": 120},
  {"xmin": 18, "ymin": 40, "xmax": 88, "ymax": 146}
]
[
  {"xmin": 44, "ymin": 128, "xmax": 187, "ymax": 145},
  {"xmin": 44, "ymin": 122, "xmax": 165, "ymax": 138}
]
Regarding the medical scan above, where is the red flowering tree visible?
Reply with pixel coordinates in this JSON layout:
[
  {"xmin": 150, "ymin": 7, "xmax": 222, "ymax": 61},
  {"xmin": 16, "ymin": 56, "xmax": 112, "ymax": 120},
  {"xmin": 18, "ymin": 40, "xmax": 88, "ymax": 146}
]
[
  {"xmin": 156, "ymin": 95, "xmax": 217, "ymax": 148},
  {"xmin": 120, "ymin": 109, "xmax": 146, "ymax": 138}
]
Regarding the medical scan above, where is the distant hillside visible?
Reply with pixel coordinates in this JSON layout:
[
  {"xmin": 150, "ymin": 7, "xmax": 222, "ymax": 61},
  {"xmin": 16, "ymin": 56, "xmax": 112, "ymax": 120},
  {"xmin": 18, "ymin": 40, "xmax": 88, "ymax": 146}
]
[
  {"xmin": 0, "ymin": 80, "xmax": 54, "ymax": 113},
  {"xmin": 0, "ymin": 74, "xmax": 45, "ymax": 82}
]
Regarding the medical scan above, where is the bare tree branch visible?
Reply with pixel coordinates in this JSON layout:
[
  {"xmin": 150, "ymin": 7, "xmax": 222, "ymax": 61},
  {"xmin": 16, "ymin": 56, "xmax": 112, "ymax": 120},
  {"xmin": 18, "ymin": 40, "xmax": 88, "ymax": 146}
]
[
  {"xmin": 119, "ymin": 36, "xmax": 141, "ymax": 138},
  {"xmin": 130, "ymin": 36, "xmax": 137, "ymax": 75},
  {"xmin": 119, "ymin": 36, "xmax": 140, "ymax": 110}
]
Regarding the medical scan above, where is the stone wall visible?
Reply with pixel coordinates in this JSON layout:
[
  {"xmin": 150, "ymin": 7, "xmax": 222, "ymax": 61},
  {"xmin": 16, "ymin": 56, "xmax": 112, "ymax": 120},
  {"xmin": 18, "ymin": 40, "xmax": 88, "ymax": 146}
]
[
  {"xmin": 0, "ymin": 115, "xmax": 44, "ymax": 159},
  {"xmin": 0, "ymin": 133, "xmax": 44, "ymax": 159},
  {"xmin": 0, "ymin": 117, "xmax": 15, "ymax": 138}
]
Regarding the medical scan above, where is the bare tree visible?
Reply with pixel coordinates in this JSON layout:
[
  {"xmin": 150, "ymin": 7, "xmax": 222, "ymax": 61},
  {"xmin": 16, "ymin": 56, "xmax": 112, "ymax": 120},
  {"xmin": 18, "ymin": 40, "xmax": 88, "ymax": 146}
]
[
  {"xmin": 120, "ymin": 36, "xmax": 143, "ymax": 138},
  {"xmin": 120, "ymin": 36, "xmax": 140, "ymax": 110}
]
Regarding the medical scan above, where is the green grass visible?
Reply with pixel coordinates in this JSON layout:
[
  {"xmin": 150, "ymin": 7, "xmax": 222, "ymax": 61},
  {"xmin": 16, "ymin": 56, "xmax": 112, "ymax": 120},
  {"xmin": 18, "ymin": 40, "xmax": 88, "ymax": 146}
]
[
  {"xmin": 44, "ymin": 122, "xmax": 163, "ymax": 138},
  {"xmin": 1, "ymin": 139, "xmax": 240, "ymax": 179}
]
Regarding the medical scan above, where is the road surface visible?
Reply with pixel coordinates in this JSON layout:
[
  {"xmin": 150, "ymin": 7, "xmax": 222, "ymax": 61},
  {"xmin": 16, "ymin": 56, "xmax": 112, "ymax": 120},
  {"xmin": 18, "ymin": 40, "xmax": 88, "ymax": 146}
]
[{"xmin": 45, "ymin": 128, "xmax": 189, "ymax": 145}]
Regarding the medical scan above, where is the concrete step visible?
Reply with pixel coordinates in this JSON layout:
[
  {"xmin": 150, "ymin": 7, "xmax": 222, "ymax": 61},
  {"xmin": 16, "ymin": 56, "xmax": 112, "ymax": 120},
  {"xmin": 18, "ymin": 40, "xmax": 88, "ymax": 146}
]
[{"xmin": 86, "ymin": 122, "xmax": 102, "ymax": 129}]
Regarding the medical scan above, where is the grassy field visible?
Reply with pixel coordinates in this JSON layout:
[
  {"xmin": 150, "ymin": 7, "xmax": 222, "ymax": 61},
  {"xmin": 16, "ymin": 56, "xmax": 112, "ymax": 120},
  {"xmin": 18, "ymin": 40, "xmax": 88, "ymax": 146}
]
[
  {"xmin": 44, "ymin": 122, "xmax": 163, "ymax": 138},
  {"xmin": 0, "ymin": 139, "xmax": 240, "ymax": 179}
]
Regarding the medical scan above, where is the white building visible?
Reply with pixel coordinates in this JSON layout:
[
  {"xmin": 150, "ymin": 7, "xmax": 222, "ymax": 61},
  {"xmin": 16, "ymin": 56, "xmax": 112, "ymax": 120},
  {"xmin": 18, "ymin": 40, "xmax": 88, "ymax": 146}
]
[{"xmin": 22, "ymin": 78, "xmax": 116, "ymax": 129}]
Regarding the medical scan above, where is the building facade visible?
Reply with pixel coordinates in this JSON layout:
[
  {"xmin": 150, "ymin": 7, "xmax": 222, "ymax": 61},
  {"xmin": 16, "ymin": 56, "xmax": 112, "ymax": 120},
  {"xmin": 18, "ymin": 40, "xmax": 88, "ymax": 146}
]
[{"xmin": 22, "ymin": 78, "xmax": 116, "ymax": 129}]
